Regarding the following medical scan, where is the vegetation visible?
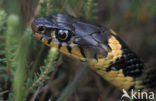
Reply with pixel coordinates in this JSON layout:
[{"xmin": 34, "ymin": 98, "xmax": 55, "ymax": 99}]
[{"xmin": 0, "ymin": 0, "xmax": 155, "ymax": 101}]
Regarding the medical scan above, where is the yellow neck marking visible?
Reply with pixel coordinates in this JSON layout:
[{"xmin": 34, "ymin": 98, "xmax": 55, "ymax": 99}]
[{"xmin": 88, "ymin": 35, "xmax": 122, "ymax": 69}]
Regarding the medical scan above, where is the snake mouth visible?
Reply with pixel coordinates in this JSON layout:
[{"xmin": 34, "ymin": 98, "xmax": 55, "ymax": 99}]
[
  {"xmin": 33, "ymin": 31, "xmax": 61, "ymax": 47},
  {"xmin": 36, "ymin": 33, "xmax": 52, "ymax": 42}
]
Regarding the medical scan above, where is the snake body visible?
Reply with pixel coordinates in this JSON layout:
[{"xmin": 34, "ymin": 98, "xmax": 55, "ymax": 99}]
[{"xmin": 31, "ymin": 14, "xmax": 155, "ymax": 93}]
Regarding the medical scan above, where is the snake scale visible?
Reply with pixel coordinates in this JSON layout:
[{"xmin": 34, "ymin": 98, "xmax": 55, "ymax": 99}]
[{"xmin": 31, "ymin": 14, "xmax": 156, "ymax": 95}]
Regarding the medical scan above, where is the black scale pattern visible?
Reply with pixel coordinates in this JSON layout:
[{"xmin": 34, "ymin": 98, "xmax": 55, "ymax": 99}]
[{"xmin": 106, "ymin": 48, "xmax": 144, "ymax": 78}]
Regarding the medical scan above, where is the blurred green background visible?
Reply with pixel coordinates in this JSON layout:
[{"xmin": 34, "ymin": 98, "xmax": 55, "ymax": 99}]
[{"xmin": 0, "ymin": 0, "xmax": 155, "ymax": 101}]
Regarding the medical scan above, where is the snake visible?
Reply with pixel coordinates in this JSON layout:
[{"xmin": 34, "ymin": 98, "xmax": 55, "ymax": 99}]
[{"xmin": 31, "ymin": 14, "xmax": 156, "ymax": 94}]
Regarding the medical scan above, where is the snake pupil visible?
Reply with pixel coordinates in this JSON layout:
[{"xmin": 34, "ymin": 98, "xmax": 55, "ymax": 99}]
[
  {"xmin": 58, "ymin": 30, "xmax": 67, "ymax": 39},
  {"xmin": 56, "ymin": 30, "xmax": 71, "ymax": 42}
]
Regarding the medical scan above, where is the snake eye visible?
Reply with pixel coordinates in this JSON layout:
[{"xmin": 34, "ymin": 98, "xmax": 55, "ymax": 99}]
[
  {"xmin": 56, "ymin": 29, "xmax": 71, "ymax": 42},
  {"xmin": 38, "ymin": 26, "xmax": 46, "ymax": 33}
]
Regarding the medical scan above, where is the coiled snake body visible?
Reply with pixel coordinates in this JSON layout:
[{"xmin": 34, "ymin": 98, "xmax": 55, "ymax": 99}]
[{"xmin": 31, "ymin": 14, "xmax": 155, "ymax": 93}]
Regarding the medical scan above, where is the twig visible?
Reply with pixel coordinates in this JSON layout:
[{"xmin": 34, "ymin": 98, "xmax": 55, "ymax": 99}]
[
  {"xmin": 0, "ymin": 90, "xmax": 9, "ymax": 96},
  {"xmin": 30, "ymin": 87, "xmax": 41, "ymax": 101},
  {"xmin": 59, "ymin": 0, "xmax": 68, "ymax": 13},
  {"xmin": 29, "ymin": 0, "xmax": 44, "ymax": 25},
  {"xmin": 46, "ymin": 0, "xmax": 51, "ymax": 16},
  {"xmin": 74, "ymin": 0, "xmax": 83, "ymax": 17},
  {"xmin": 86, "ymin": 0, "xmax": 91, "ymax": 20},
  {"xmin": 27, "ymin": 61, "xmax": 52, "ymax": 93},
  {"xmin": 57, "ymin": 64, "xmax": 88, "ymax": 101}
]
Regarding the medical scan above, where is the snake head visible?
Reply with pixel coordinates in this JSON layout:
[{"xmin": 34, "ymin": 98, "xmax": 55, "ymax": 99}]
[{"xmin": 31, "ymin": 14, "xmax": 111, "ymax": 61}]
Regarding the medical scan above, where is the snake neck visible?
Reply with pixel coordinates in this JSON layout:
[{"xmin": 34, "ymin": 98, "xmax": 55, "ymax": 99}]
[{"xmin": 87, "ymin": 35, "xmax": 150, "ymax": 92}]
